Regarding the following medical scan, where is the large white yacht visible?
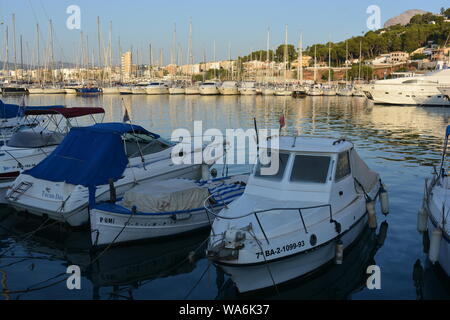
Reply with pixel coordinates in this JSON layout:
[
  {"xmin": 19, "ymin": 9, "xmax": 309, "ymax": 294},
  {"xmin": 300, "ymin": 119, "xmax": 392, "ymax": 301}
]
[{"xmin": 362, "ymin": 62, "xmax": 450, "ymax": 106}]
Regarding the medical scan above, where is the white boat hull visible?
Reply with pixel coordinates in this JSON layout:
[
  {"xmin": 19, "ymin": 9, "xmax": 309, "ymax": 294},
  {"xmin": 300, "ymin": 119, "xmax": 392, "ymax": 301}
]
[
  {"xmin": 102, "ymin": 87, "xmax": 119, "ymax": 94},
  {"xmin": 218, "ymin": 215, "xmax": 368, "ymax": 292},
  {"xmin": 131, "ymin": 87, "xmax": 147, "ymax": 95},
  {"xmin": 185, "ymin": 87, "xmax": 200, "ymax": 95},
  {"xmin": 8, "ymin": 162, "xmax": 204, "ymax": 227},
  {"xmin": 91, "ymin": 207, "xmax": 214, "ymax": 246},
  {"xmin": 145, "ymin": 87, "xmax": 169, "ymax": 95},
  {"xmin": 169, "ymin": 88, "xmax": 186, "ymax": 95},
  {"xmin": 199, "ymin": 87, "xmax": 220, "ymax": 95},
  {"xmin": 219, "ymin": 88, "xmax": 239, "ymax": 95}
]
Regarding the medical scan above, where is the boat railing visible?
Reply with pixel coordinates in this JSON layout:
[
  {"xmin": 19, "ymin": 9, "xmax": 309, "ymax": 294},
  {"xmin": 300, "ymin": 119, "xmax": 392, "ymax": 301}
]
[{"xmin": 204, "ymin": 197, "xmax": 340, "ymax": 245}]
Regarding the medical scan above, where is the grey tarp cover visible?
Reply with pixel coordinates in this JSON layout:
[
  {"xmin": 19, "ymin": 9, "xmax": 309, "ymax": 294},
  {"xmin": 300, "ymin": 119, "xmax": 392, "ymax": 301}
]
[
  {"xmin": 7, "ymin": 130, "xmax": 65, "ymax": 148},
  {"xmin": 122, "ymin": 179, "xmax": 210, "ymax": 213},
  {"xmin": 350, "ymin": 149, "xmax": 380, "ymax": 193}
]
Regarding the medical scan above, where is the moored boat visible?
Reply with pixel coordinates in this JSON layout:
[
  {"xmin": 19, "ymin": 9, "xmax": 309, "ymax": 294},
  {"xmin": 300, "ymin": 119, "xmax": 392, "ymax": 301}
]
[
  {"xmin": 207, "ymin": 135, "xmax": 388, "ymax": 292},
  {"xmin": 7, "ymin": 123, "xmax": 211, "ymax": 227},
  {"xmin": 90, "ymin": 174, "xmax": 248, "ymax": 246},
  {"xmin": 418, "ymin": 125, "xmax": 450, "ymax": 277}
]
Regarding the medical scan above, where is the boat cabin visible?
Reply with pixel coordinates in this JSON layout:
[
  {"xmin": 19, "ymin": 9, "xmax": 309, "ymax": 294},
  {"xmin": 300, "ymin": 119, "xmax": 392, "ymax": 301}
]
[{"xmin": 247, "ymin": 136, "xmax": 378, "ymax": 211}]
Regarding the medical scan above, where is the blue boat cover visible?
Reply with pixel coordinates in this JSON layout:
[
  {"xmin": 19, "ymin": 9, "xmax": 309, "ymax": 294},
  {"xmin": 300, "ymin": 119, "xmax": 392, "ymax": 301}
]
[
  {"xmin": 24, "ymin": 123, "xmax": 153, "ymax": 187},
  {"xmin": 0, "ymin": 100, "xmax": 65, "ymax": 119}
]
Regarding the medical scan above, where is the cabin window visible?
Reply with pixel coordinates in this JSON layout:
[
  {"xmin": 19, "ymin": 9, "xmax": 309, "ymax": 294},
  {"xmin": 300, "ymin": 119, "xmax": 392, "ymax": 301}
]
[
  {"xmin": 254, "ymin": 153, "xmax": 290, "ymax": 180},
  {"xmin": 335, "ymin": 151, "xmax": 351, "ymax": 181},
  {"xmin": 123, "ymin": 133, "xmax": 170, "ymax": 158},
  {"xmin": 290, "ymin": 155, "xmax": 331, "ymax": 184}
]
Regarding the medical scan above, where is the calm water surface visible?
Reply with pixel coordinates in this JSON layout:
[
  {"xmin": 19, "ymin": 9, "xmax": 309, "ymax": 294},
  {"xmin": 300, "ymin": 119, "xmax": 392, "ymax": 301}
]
[{"xmin": 0, "ymin": 94, "xmax": 449, "ymax": 300}]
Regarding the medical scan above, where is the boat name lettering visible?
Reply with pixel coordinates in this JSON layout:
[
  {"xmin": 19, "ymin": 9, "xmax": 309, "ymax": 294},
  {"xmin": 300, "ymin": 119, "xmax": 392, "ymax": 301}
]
[
  {"xmin": 256, "ymin": 241, "xmax": 305, "ymax": 259},
  {"xmin": 99, "ymin": 216, "xmax": 115, "ymax": 224},
  {"xmin": 41, "ymin": 191, "xmax": 64, "ymax": 201}
]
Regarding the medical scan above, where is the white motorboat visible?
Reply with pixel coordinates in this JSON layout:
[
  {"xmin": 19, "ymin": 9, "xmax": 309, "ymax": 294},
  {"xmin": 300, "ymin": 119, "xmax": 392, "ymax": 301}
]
[
  {"xmin": 0, "ymin": 107, "xmax": 105, "ymax": 203},
  {"xmin": 219, "ymin": 81, "xmax": 239, "ymax": 95},
  {"xmin": 274, "ymin": 85, "xmax": 293, "ymax": 96},
  {"xmin": 199, "ymin": 81, "xmax": 220, "ymax": 95},
  {"xmin": 261, "ymin": 87, "xmax": 275, "ymax": 96},
  {"xmin": 131, "ymin": 84, "xmax": 148, "ymax": 95},
  {"xmin": 418, "ymin": 125, "xmax": 450, "ymax": 277},
  {"xmin": 239, "ymin": 82, "xmax": 257, "ymax": 95},
  {"xmin": 185, "ymin": 85, "xmax": 200, "ymax": 95},
  {"xmin": 308, "ymin": 85, "xmax": 323, "ymax": 96},
  {"xmin": 337, "ymin": 86, "xmax": 353, "ymax": 96},
  {"xmin": 7, "ymin": 123, "xmax": 210, "ymax": 227},
  {"xmin": 90, "ymin": 174, "xmax": 248, "ymax": 246},
  {"xmin": 145, "ymin": 82, "xmax": 169, "ymax": 95},
  {"xmin": 28, "ymin": 87, "xmax": 45, "ymax": 94},
  {"xmin": 362, "ymin": 62, "xmax": 450, "ymax": 106},
  {"xmin": 0, "ymin": 101, "xmax": 65, "ymax": 145},
  {"xmin": 102, "ymin": 87, "xmax": 120, "ymax": 94},
  {"xmin": 322, "ymin": 86, "xmax": 337, "ymax": 96},
  {"xmin": 119, "ymin": 86, "xmax": 133, "ymax": 95},
  {"xmin": 169, "ymin": 85, "xmax": 186, "ymax": 95},
  {"xmin": 207, "ymin": 136, "xmax": 388, "ymax": 292}
]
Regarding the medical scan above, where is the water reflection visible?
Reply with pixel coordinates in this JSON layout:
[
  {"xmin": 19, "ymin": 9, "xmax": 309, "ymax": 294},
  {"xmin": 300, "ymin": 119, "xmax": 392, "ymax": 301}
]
[
  {"xmin": 0, "ymin": 94, "xmax": 449, "ymax": 299},
  {"xmin": 216, "ymin": 223, "xmax": 388, "ymax": 300}
]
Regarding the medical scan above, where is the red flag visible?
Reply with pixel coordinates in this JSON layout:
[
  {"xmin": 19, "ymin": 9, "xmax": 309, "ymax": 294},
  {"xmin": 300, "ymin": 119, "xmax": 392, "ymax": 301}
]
[{"xmin": 279, "ymin": 114, "xmax": 285, "ymax": 129}]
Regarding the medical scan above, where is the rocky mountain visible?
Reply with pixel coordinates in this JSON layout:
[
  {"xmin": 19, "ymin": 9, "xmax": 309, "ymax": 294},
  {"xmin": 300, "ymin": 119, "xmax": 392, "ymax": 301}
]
[{"xmin": 384, "ymin": 9, "xmax": 429, "ymax": 28}]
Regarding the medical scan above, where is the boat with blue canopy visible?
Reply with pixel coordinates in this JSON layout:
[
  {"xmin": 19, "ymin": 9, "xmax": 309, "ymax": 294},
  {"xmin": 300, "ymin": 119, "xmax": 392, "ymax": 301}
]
[
  {"xmin": 0, "ymin": 107, "xmax": 105, "ymax": 203},
  {"xmin": 7, "ymin": 122, "xmax": 209, "ymax": 227}
]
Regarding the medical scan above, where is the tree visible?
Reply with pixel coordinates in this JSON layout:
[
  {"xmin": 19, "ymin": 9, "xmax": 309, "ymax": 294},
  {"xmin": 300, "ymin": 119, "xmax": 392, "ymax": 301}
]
[{"xmin": 275, "ymin": 44, "xmax": 297, "ymax": 63}]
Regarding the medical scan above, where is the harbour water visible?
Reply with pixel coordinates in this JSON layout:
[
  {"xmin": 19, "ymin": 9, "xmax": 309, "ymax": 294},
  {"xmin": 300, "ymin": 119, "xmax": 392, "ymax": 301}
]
[{"xmin": 0, "ymin": 94, "xmax": 449, "ymax": 300}]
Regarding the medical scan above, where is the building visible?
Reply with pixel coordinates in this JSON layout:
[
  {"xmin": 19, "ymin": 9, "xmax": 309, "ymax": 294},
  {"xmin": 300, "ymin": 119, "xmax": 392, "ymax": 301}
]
[
  {"xmin": 386, "ymin": 51, "xmax": 409, "ymax": 64},
  {"xmin": 121, "ymin": 51, "xmax": 133, "ymax": 78},
  {"xmin": 431, "ymin": 47, "xmax": 450, "ymax": 61}
]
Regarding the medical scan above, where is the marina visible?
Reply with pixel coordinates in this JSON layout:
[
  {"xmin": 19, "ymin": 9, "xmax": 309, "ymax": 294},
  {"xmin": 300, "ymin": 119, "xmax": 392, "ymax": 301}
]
[
  {"xmin": 0, "ymin": 1, "xmax": 449, "ymax": 304},
  {"xmin": 0, "ymin": 93, "xmax": 448, "ymax": 299}
]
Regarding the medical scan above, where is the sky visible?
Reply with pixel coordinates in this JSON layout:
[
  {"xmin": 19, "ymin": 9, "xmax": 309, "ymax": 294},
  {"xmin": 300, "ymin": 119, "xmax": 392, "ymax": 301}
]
[{"xmin": 0, "ymin": 0, "xmax": 448, "ymax": 66}]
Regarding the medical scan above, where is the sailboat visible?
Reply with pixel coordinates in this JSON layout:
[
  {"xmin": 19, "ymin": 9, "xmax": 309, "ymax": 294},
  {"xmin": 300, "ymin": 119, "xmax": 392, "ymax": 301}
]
[{"xmin": 274, "ymin": 25, "xmax": 293, "ymax": 97}]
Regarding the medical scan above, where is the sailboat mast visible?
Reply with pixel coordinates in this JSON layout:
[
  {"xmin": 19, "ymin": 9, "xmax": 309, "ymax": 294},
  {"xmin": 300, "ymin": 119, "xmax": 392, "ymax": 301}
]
[
  {"xmin": 284, "ymin": 25, "xmax": 288, "ymax": 85},
  {"xmin": 328, "ymin": 41, "xmax": 331, "ymax": 85},
  {"xmin": 299, "ymin": 33, "xmax": 303, "ymax": 83},
  {"xmin": 12, "ymin": 14, "xmax": 17, "ymax": 82}
]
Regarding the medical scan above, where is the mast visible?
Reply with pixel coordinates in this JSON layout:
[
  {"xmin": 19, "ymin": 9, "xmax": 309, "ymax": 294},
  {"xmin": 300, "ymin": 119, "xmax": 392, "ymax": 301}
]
[
  {"xmin": 188, "ymin": 17, "xmax": 193, "ymax": 77},
  {"xmin": 109, "ymin": 21, "xmax": 112, "ymax": 85},
  {"xmin": 49, "ymin": 19, "xmax": 54, "ymax": 84},
  {"xmin": 36, "ymin": 24, "xmax": 40, "ymax": 84},
  {"xmin": 266, "ymin": 27, "xmax": 270, "ymax": 84},
  {"xmin": 328, "ymin": 40, "xmax": 331, "ymax": 85},
  {"xmin": 299, "ymin": 33, "xmax": 303, "ymax": 83},
  {"xmin": 358, "ymin": 40, "xmax": 362, "ymax": 81},
  {"xmin": 3, "ymin": 27, "xmax": 8, "ymax": 75},
  {"xmin": 314, "ymin": 45, "xmax": 317, "ymax": 83},
  {"xmin": 284, "ymin": 25, "xmax": 288, "ymax": 86},
  {"xmin": 345, "ymin": 40, "xmax": 348, "ymax": 83},
  {"xmin": 12, "ymin": 14, "xmax": 17, "ymax": 82}
]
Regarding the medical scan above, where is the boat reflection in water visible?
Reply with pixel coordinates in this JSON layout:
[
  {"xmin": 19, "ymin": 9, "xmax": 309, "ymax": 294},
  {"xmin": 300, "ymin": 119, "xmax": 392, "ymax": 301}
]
[
  {"xmin": 412, "ymin": 233, "xmax": 450, "ymax": 300},
  {"xmin": 216, "ymin": 222, "xmax": 388, "ymax": 300},
  {"xmin": 0, "ymin": 211, "xmax": 208, "ymax": 299}
]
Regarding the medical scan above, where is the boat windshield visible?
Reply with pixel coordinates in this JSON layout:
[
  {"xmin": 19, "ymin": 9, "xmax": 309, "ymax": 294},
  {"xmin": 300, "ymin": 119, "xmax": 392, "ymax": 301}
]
[
  {"xmin": 123, "ymin": 133, "xmax": 171, "ymax": 158},
  {"xmin": 7, "ymin": 130, "xmax": 65, "ymax": 148},
  {"xmin": 290, "ymin": 155, "xmax": 331, "ymax": 183},
  {"xmin": 254, "ymin": 153, "xmax": 290, "ymax": 181}
]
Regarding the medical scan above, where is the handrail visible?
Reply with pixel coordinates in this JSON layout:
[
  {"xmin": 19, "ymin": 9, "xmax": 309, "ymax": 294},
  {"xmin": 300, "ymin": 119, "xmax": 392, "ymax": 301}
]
[{"xmin": 204, "ymin": 196, "xmax": 336, "ymax": 245}]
